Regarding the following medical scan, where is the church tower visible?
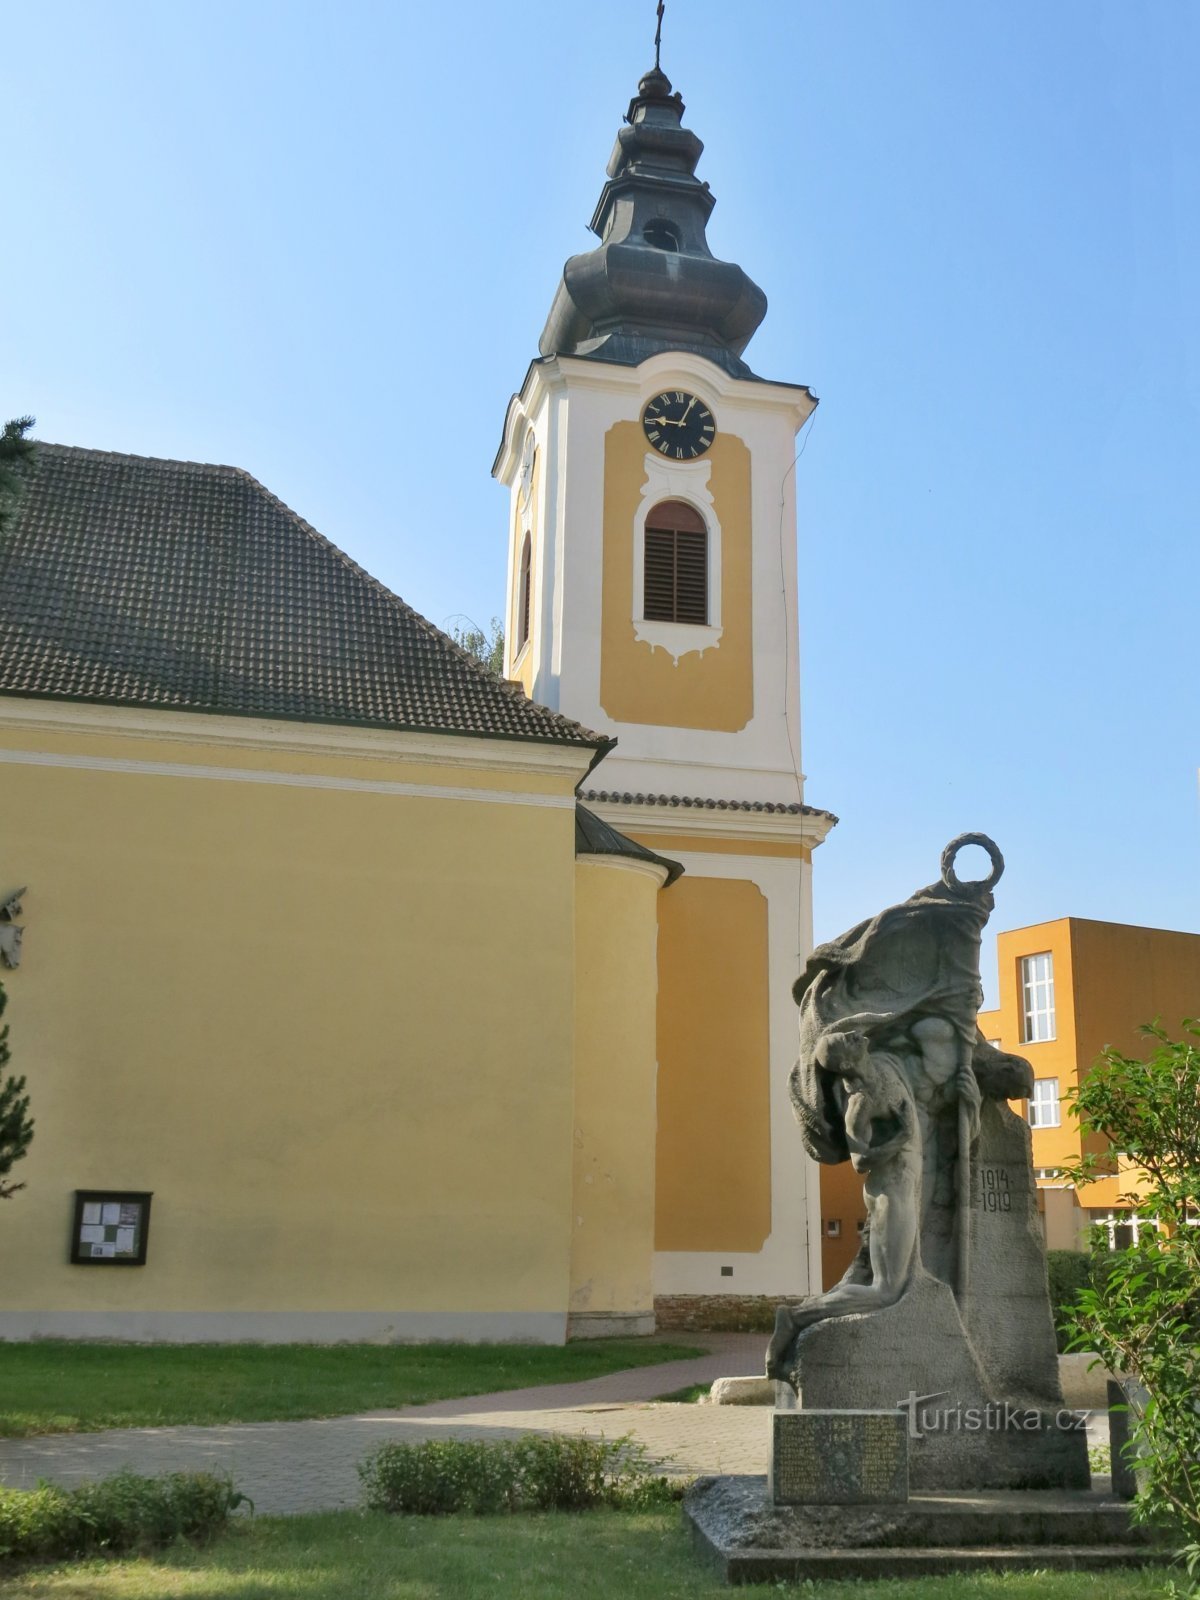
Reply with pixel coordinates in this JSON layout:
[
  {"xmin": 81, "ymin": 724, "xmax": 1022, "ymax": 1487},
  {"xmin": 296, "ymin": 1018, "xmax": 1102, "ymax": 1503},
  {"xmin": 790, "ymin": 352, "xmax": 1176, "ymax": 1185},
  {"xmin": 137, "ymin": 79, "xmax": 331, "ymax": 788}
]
[{"xmin": 494, "ymin": 63, "xmax": 836, "ymax": 1317}]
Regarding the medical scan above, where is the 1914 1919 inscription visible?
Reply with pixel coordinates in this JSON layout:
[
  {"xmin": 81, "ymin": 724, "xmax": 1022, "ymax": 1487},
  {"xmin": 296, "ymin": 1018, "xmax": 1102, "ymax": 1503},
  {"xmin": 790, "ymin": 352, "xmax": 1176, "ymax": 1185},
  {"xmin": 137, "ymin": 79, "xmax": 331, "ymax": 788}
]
[
  {"xmin": 771, "ymin": 1410, "xmax": 909, "ymax": 1505},
  {"xmin": 979, "ymin": 1165, "xmax": 1012, "ymax": 1213}
]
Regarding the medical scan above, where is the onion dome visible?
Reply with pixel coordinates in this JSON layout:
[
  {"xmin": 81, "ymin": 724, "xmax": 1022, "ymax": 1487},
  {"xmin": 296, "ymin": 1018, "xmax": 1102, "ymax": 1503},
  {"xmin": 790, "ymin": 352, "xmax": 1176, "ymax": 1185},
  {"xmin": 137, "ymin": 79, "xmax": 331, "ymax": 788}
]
[{"xmin": 539, "ymin": 68, "xmax": 768, "ymax": 378}]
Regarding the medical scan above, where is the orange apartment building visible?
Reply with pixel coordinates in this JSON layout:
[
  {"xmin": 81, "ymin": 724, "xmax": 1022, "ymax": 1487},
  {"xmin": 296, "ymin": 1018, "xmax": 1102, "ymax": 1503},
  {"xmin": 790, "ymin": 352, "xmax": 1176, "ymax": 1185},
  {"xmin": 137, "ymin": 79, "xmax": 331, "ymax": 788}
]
[{"xmin": 819, "ymin": 917, "xmax": 1200, "ymax": 1286}]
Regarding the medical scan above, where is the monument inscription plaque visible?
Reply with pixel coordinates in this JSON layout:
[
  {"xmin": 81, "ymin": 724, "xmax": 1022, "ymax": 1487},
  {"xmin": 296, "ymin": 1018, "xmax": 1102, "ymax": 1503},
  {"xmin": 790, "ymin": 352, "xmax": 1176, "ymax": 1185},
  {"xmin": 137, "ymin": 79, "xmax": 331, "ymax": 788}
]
[{"xmin": 771, "ymin": 1409, "xmax": 908, "ymax": 1505}]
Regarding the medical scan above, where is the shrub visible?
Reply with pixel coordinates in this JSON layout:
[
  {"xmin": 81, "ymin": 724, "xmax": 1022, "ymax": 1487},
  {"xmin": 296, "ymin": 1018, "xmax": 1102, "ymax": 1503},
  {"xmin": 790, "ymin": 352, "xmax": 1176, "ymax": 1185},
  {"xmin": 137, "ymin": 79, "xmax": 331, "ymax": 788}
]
[
  {"xmin": 0, "ymin": 1470, "xmax": 247, "ymax": 1565},
  {"xmin": 1046, "ymin": 1250, "xmax": 1120, "ymax": 1352},
  {"xmin": 1047, "ymin": 1250, "xmax": 1091, "ymax": 1351},
  {"xmin": 358, "ymin": 1433, "xmax": 678, "ymax": 1516},
  {"xmin": 1060, "ymin": 1023, "xmax": 1200, "ymax": 1563}
]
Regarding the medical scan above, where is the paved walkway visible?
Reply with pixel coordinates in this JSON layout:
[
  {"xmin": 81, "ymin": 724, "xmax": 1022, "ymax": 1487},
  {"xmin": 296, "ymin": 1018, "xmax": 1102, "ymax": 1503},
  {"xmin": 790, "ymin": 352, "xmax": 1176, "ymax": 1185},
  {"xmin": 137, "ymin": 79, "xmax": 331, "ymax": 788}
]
[
  {"xmin": 0, "ymin": 1335, "xmax": 1109, "ymax": 1517},
  {"xmin": 0, "ymin": 1334, "xmax": 770, "ymax": 1515}
]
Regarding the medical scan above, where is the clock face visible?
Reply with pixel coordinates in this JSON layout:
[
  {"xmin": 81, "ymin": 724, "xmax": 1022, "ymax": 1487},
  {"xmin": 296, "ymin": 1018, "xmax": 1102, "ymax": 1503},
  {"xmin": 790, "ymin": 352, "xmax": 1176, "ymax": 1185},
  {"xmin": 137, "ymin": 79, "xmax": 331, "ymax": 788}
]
[{"xmin": 641, "ymin": 391, "xmax": 716, "ymax": 460}]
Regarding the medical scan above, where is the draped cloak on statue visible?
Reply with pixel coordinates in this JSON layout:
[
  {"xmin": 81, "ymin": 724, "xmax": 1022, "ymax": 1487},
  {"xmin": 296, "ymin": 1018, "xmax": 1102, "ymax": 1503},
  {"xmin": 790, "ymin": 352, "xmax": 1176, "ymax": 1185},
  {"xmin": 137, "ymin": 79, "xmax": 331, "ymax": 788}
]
[{"xmin": 790, "ymin": 871, "xmax": 995, "ymax": 1167}]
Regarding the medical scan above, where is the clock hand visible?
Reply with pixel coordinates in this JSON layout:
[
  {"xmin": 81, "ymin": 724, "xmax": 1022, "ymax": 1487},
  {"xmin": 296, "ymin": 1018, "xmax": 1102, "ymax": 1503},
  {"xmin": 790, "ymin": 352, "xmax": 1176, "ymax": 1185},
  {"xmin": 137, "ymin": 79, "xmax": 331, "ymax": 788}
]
[{"xmin": 680, "ymin": 397, "xmax": 697, "ymax": 423}]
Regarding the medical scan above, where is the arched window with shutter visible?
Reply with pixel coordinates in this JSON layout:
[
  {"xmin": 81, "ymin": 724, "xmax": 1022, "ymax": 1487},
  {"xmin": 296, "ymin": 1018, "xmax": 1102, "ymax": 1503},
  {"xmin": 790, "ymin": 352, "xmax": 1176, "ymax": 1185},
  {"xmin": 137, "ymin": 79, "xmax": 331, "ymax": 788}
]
[
  {"xmin": 517, "ymin": 532, "xmax": 532, "ymax": 650},
  {"xmin": 642, "ymin": 500, "xmax": 707, "ymax": 625}
]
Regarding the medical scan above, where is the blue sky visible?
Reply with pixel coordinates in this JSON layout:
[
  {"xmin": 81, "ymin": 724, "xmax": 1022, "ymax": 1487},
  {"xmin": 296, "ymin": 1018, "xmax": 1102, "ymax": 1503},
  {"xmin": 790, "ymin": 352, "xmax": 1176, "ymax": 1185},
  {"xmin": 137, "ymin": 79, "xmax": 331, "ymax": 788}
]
[{"xmin": 5, "ymin": 1, "xmax": 1198, "ymax": 1002}]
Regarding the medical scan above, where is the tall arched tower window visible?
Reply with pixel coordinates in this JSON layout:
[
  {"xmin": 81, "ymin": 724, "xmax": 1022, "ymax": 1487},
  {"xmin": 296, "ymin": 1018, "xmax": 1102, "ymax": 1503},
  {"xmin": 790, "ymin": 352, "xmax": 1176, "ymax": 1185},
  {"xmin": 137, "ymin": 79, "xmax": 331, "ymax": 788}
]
[
  {"xmin": 642, "ymin": 499, "xmax": 707, "ymax": 625},
  {"xmin": 517, "ymin": 531, "xmax": 532, "ymax": 650}
]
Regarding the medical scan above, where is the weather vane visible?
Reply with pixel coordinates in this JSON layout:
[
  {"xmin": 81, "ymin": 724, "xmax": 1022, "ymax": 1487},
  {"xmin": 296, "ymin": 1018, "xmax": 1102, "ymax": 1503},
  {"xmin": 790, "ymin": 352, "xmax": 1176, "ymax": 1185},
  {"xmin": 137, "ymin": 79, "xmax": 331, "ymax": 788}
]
[{"xmin": 654, "ymin": 0, "xmax": 665, "ymax": 69}]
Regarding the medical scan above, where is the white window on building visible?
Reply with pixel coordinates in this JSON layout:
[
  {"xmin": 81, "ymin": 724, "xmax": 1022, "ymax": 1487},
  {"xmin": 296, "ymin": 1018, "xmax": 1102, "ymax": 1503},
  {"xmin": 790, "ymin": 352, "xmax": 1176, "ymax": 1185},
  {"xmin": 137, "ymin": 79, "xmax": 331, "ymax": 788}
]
[
  {"xmin": 1027, "ymin": 1077, "xmax": 1060, "ymax": 1129},
  {"xmin": 1088, "ymin": 1209, "xmax": 1156, "ymax": 1250},
  {"xmin": 1021, "ymin": 952, "xmax": 1056, "ymax": 1043}
]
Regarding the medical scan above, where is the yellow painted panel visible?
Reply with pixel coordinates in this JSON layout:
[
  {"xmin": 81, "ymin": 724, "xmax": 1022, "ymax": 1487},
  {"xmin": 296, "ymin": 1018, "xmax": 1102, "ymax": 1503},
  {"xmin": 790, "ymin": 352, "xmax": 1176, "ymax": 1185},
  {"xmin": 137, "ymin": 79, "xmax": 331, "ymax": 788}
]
[
  {"xmin": 655, "ymin": 877, "xmax": 771, "ymax": 1252},
  {"xmin": 989, "ymin": 918, "xmax": 1200, "ymax": 1190},
  {"xmin": 818, "ymin": 1162, "xmax": 866, "ymax": 1289},
  {"xmin": 570, "ymin": 862, "xmax": 659, "ymax": 1315},
  {"xmin": 0, "ymin": 746, "xmax": 578, "ymax": 1315},
  {"xmin": 600, "ymin": 424, "xmax": 753, "ymax": 731},
  {"xmin": 1068, "ymin": 919, "xmax": 1200, "ymax": 1066}
]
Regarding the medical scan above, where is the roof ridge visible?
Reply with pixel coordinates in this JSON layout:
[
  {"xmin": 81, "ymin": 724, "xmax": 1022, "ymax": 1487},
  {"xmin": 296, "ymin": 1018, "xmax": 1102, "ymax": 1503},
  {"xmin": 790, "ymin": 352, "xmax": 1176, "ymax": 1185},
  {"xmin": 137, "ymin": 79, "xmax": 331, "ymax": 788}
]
[
  {"xmin": 227, "ymin": 463, "xmax": 606, "ymax": 743},
  {"xmin": 582, "ymin": 787, "xmax": 838, "ymax": 822},
  {"xmin": 35, "ymin": 441, "xmax": 245, "ymax": 477}
]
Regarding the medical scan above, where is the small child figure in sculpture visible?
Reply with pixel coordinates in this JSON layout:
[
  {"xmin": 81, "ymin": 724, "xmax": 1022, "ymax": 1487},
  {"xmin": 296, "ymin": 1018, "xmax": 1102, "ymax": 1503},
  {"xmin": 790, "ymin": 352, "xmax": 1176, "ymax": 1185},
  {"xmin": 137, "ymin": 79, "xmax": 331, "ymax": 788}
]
[{"xmin": 766, "ymin": 1028, "xmax": 924, "ymax": 1384}]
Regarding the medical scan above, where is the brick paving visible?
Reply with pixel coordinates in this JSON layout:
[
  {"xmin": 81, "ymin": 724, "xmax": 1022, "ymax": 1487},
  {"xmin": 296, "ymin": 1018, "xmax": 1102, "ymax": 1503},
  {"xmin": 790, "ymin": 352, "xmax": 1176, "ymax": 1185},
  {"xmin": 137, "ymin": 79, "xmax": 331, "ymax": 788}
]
[
  {"xmin": 0, "ymin": 1334, "xmax": 1109, "ymax": 1517},
  {"xmin": 0, "ymin": 1333, "xmax": 770, "ymax": 1515}
]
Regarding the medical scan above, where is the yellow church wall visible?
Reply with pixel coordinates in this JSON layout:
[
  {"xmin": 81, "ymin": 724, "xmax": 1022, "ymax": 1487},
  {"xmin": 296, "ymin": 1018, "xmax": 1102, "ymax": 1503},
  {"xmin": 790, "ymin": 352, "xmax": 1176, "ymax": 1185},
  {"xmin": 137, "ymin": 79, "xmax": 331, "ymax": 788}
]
[
  {"xmin": 654, "ymin": 876, "xmax": 771, "ymax": 1253},
  {"xmin": 599, "ymin": 423, "xmax": 754, "ymax": 732},
  {"xmin": 0, "ymin": 716, "xmax": 584, "ymax": 1341},
  {"xmin": 568, "ymin": 858, "xmax": 661, "ymax": 1333},
  {"xmin": 627, "ymin": 831, "xmax": 810, "ymax": 862},
  {"xmin": 0, "ymin": 717, "xmax": 572, "ymax": 797}
]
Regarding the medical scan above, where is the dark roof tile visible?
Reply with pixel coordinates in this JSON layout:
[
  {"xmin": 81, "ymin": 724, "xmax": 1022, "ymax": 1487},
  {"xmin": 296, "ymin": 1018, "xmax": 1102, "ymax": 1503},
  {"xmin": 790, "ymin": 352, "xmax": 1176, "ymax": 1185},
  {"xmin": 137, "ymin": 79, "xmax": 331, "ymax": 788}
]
[
  {"xmin": 582, "ymin": 788, "xmax": 837, "ymax": 824},
  {"xmin": 0, "ymin": 445, "xmax": 610, "ymax": 756},
  {"xmin": 574, "ymin": 804, "xmax": 683, "ymax": 885}
]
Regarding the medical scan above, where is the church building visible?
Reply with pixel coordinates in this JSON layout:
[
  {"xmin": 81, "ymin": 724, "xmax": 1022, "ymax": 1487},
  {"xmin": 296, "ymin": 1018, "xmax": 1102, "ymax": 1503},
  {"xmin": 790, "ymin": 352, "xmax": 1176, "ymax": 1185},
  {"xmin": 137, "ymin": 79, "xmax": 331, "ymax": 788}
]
[{"xmin": 0, "ymin": 60, "xmax": 834, "ymax": 1341}]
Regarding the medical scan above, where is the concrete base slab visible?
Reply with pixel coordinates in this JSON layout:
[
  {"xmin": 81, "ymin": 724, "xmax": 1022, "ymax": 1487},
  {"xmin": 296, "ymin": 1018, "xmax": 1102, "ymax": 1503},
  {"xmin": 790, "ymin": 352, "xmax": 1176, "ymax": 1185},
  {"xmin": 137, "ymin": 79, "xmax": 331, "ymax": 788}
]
[
  {"xmin": 684, "ymin": 1474, "xmax": 1169, "ymax": 1584},
  {"xmin": 564, "ymin": 1312, "xmax": 655, "ymax": 1339}
]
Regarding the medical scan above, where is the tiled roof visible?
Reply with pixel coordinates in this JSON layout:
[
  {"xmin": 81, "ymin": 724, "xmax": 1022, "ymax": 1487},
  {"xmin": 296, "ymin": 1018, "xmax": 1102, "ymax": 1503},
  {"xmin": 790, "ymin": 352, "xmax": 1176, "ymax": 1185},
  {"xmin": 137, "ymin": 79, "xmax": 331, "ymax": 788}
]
[
  {"xmin": 0, "ymin": 445, "xmax": 610, "ymax": 756},
  {"xmin": 574, "ymin": 804, "xmax": 683, "ymax": 885},
  {"xmin": 583, "ymin": 788, "xmax": 838, "ymax": 824}
]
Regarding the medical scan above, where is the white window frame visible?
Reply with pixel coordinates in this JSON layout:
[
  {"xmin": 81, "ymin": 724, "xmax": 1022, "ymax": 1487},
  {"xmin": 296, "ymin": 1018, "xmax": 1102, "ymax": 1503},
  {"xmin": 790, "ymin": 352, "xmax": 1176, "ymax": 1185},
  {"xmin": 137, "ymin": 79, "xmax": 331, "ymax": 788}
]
[
  {"xmin": 1089, "ymin": 1209, "xmax": 1157, "ymax": 1250},
  {"xmin": 632, "ymin": 452, "xmax": 722, "ymax": 663},
  {"xmin": 1027, "ymin": 1077, "xmax": 1061, "ymax": 1129},
  {"xmin": 1021, "ymin": 952, "xmax": 1056, "ymax": 1043}
]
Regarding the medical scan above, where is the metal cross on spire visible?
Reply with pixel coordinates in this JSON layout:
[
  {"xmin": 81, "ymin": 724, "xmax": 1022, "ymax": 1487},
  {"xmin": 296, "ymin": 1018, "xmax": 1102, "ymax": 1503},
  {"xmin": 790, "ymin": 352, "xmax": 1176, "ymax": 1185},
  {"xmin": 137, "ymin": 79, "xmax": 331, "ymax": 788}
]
[{"xmin": 654, "ymin": 0, "xmax": 665, "ymax": 69}]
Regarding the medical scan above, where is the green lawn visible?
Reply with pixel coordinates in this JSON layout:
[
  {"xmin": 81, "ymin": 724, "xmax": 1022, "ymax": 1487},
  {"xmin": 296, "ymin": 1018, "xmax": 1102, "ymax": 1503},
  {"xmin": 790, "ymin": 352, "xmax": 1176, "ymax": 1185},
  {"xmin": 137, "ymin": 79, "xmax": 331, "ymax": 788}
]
[
  {"xmin": 0, "ymin": 1510, "xmax": 1173, "ymax": 1599},
  {"xmin": 0, "ymin": 1340, "xmax": 701, "ymax": 1438}
]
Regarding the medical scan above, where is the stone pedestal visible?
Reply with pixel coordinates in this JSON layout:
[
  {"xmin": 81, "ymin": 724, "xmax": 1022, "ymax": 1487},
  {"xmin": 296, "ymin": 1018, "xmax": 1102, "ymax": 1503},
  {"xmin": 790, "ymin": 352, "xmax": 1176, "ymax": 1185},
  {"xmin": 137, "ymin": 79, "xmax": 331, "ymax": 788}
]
[
  {"xmin": 778, "ymin": 1104, "xmax": 1090, "ymax": 1491},
  {"xmin": 685, "ymin": 1475, "xmax": 1167, "ymax": 1585}
]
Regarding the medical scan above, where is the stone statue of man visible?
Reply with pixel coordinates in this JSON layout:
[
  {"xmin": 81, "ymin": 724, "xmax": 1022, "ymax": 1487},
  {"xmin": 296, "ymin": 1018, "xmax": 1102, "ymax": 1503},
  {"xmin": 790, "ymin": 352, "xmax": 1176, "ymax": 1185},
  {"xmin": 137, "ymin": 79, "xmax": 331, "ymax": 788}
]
[
  {"xmin": 785, "ymin": 836, "xmax": 1031, "ymax": 1308},
  {"xmin": 767, "ymin": 1029, "xmax": 923, "ymax": 1377}
]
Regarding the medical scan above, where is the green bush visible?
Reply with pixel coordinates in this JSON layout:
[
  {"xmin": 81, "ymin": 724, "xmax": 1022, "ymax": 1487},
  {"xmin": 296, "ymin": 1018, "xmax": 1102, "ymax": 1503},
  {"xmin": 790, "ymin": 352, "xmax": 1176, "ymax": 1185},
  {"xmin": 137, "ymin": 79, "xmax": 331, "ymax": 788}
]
[
  {"xmin": 0, "ymin": 1470, "xmax": 246, "ymax": 1565},
  {"xmin": 1060, "ymin": 1023, "xmax": 1200, "ymax": 1562},
  {"xmin": 358, "ymin": 1433, "xmax": 679, "ymax": 1516},
  {"xmin": 1047, "ymin": 1250, "xmax": 1092, "ymax": 1351},
  {"xmin": 1046, "ymin": 1250, "xmax": 1122, "ymax": 1352}
]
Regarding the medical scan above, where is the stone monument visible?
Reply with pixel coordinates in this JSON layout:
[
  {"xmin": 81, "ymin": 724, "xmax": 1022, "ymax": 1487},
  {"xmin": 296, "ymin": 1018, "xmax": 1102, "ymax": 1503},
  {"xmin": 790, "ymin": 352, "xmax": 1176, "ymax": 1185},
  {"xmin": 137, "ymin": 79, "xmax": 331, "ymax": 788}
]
[
  {"xmin": 684, "ymin": 838, "xmax": 1163, "ymax": 1582},
  {"xmin": 768, "ymin": 834, "xmax": 1088, "ymax": 1492}
]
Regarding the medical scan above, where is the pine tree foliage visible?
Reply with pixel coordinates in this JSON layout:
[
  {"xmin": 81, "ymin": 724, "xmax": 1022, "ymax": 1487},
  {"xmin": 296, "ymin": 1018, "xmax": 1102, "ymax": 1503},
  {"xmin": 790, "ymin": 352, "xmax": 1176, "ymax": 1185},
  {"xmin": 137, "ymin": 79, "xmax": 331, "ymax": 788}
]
[
  {"xmin": 0, "ymin": 416, "xmax": 37, "ymax": 537},
  {"xmin": 0, "ymin": 979, "xmax": 33, "ymax": 1200}
]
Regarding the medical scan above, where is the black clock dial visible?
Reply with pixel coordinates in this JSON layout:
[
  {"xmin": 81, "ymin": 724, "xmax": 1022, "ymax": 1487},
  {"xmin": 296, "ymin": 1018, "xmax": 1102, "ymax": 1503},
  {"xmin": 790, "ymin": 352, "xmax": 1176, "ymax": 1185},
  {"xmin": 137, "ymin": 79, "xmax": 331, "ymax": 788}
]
[{"xmin": 641, "ymin": 391, "xmax": 716, "ymax": 460}]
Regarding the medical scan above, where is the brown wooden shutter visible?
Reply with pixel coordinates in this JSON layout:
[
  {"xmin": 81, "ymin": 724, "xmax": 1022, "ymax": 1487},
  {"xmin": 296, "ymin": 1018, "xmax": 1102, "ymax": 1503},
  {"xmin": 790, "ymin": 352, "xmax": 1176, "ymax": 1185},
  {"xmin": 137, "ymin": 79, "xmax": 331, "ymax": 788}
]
[
  {"xmin": 518, "ymin": 533, "xmax": 532, "ymax": 648},
  {"xmin": 643, "ymin": 501, "xmax": 707, "ymax": 624}
]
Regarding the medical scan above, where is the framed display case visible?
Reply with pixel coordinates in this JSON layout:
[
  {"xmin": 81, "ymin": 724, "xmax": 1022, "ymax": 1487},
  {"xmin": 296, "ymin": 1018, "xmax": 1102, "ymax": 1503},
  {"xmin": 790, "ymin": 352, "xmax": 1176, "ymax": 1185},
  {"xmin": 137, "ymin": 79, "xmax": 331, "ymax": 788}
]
[{"xmin": 69, "ymin": 1191, "xmax": 153, "ymax": 1266}]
